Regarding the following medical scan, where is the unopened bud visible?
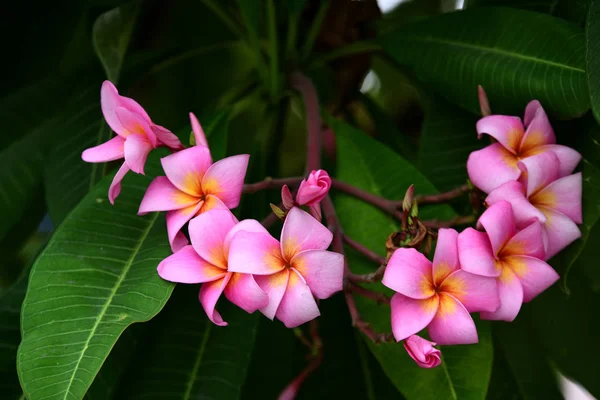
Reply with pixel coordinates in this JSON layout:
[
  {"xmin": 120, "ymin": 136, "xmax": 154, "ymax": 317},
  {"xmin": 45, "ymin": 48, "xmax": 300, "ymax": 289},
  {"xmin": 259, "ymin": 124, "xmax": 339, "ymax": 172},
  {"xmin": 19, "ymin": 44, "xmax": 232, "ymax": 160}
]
[
  {"xmin": 270, "ymin": 204, "xmax": 286, "ymax": 219},
  {"xmin": 309, "ymin": 204, "xmax": 322, "ymax": 221},
  {"xmin": 402, "ymin": 185, "xmax": 415, "ymax": 213},
  {"xmin": 281, "ymin": 185, "xmax": 294, "ymax": 209},
  {"xmin": 478, "ymin": 85, "xmax": 491, "ymax": 117},
  {"xmin": 410, "ymin": 201, "xmax": 419, "ymax": 219}
]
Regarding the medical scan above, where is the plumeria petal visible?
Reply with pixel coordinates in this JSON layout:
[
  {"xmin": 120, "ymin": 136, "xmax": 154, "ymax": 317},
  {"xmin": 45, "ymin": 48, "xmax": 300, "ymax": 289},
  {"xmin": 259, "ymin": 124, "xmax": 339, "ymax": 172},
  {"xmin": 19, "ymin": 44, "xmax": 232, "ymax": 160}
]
[
  {"xmin": 504, "ymin": 255, "xmax": 559, "ymax": 302},
  {"xmin": 480, "ymin": 268, "xmax": 523, "ymax": 322},
  {"xmin": 440, "ymin": 270, "xmax": 499, "ymax": 313},
  {"xmin": 157, "ymin": 245, "xmax": 226, "ymax": 283},
  {"xmin": 520, "ymin": 101, "xmax": 555, "ymax": 152},
  {"xmin": 541, "ymin": 208, "xmax": 582, "ymax": 259},
  {"xmin": 115, "ymin": 106, "xmax": 157, "ymax": 146},
  {"xmin": 199, "ymin": 273, "xmax": 232, "ymax": 326},
  {"xmin": 123, "ymin": 134, "xmax": 152, "ymax": 174},
  {"xmin": 390, "ymin": 293, "xmax": 439, "ymax": 342},
  {"xmin": 82, "ymin": 136, "xmax": 125, "ymax": 163},
  {"xmin": 501, "ymin": 220, "xmax": 545, "ymax": 259},
  {"xmin": 108, "ymin": 162, "xmax": 130, "ymax": 205},
  {"xmin": 165, "ymin": 202, "xmax": 204, "ymax": 252},
  {"xmin": 467, "ymin": 144, "xmax": 520, "ymax": 193},
  {"xmin": 485, "ymin": 181, "xmax": 547, "ymax": 224},
  {"xmin": 290, "ymin": 250, "xmax": 344, "ymax": 299},
  {"xmin": 477, "ymin": 200, "xmax": 516, "ymax": 257},
  {"xmin": 223, "ymin": 219, "xmax": 270, "ymax": 255},
  {"xmin": 138, "ymin": 176, "xmax": 198, "ymax": 214},
  {"xmin": 476, "ymin": 115, "xmax": 524, "ymax": 153},
  {"xmin": 428, "ymin": 293, "xmax": 478, "ymax": 345},
  {"xmin": 517, "ymin": 151, "xmax": 560, "ymax": 197},
  {"xmin": 280, "ymin": 207, "xmax": 333, "ymax": 261},
  {"xmin": 533, "ymin": 173, "xmax": 582, "ymax": 224},
  {"xmin": 275, "ymin": 269, "xmax": 321, "ymax": 328},
  {"xmin": 101, "ymin": 81, "xmax": 149, "ymax": 135},
  {"xmin": 457, "ymin": 228, "xmax": 498, "ymax": 277},
  {"xmin": 190, "ymin": 112, "xmax": 209, "ymax": 147},
  {"xmin": 201, "ymin": 154, "xmax": 250, "ymax": 209},
  {"xmin": 255, "ymin": 269, "xmax": 290, "ymax": 320},
  {"xmin": 535, "ymin": 145, "xmax": 582, "ymax": 177},
  {"xmin": 152, "ymin": 124, "xmax": 183, "ymax": 150},
  {"xmin": 432, "ymin": 228, "xmax": 460, "ymax": 285},
  {"xmin": 382, "ymin": 248, "xmax": 434, "ymax": 300},
  {"xmin": 188, "ymin": 209, "xmax": 238, "ymax": 269},
  {"xmin": 161, "ymin": 146, "xmax": 213, "ymax": 197},
  {"xmin": 228, "ymin": 231, "xmax": 286, "ymax": 275},
  {"xmin": 224, "ymin": 273, "xmax": 269, "ymax": 313}
]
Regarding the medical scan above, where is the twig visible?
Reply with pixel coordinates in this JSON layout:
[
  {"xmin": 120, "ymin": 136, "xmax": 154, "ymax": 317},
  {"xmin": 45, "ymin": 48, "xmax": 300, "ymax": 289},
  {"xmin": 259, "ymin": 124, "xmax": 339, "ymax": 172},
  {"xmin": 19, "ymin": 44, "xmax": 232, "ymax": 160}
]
[
  {"xmin": 243, "ymin": 177, "xmax": 304, "ymax": 194},
  {"xmin": 349, "ymin": 282, "xmax": 390, "ymax": 305},
  {"xmin": 343, "ymin": 235, "xmax": 386, "ymax": 265},
  {"xmin": 261, "ymin": 211, "xmax": 281, "ymax": 229},
  {"xmin": 416, "ymin": 184, "xmax": 470, "ymax": 205},
  {"xmin": 347, "ymin": 264, "xmax": 387, "ymax": 284},
  {"xmin": 331, "ymin": 179, "xmax": 400, "ymax": 215},
  {"xmin": 421, "ymin": 215, "xmax": 475, "ymax": 229},
  {"xmin": 291, "ymin": 73, "xmax": 322, "ymax": 173}
]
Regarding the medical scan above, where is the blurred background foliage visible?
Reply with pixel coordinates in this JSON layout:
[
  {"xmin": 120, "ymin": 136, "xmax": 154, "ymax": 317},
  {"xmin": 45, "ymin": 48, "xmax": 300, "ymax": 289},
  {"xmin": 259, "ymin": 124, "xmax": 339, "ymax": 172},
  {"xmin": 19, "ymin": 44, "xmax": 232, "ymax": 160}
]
[{"xmin": 2, "ymin": 0, "xmax": 600, "ymax": 399}]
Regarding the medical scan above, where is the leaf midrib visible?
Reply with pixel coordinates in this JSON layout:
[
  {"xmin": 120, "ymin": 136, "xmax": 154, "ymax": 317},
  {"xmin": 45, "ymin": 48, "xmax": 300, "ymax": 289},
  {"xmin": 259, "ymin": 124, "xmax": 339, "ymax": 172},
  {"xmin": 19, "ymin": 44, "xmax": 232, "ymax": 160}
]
[
  {"xmin": 60, "ymin": 211, "xmax": 160, "ymax": 400},
  {"xmin": 182, "ymin": 320, "xmax": 212, "ymax": 400},
  {"xmin": 396, "ymin": 35, "xmax": 585, "ymax": 73}
]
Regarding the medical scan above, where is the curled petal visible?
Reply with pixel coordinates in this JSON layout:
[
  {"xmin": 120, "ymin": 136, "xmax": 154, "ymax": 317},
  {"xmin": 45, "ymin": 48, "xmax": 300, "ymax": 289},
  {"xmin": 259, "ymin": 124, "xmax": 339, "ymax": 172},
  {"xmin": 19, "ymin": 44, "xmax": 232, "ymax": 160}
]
[
  {"xmin": 115, "ymin": 106, "xmax": 157, "ymax": 147},
  {"xmin": 486, "ymin": 181, "xmax": 546, "ymax": 225},
  {"xmin": 501, "ymin": 220, "xmax": 545, "ymax": 260},
  {"xmin": 477, "ymin": 200, "xmax": 516, "ymax": 257},
  {"xmin": 281, "ymin": 185, "xmax": 295, "ymax": 209},
  {"xmin": 275, "ymin": 269, "xmax": 321, "ymax": 328},
  {"xmin": 161, "ymin": 146, "xmax": 213, "ymax": 197},
  {"xmin": 520, "ymin": 101, "xmax": 555, "ymax": 152},
  {"xmin": 382, "ymin": 248, "xmax": 434, "ymax": 300},
  {"xmin": 199, "ymin": 274, "xmax": 232, "ymax": 326},
  {"xmin": 165, "ymin": 202, "xmax": 204, "ymax": 252},
  {"xmin": 189, "ymin": 209, "xmax": 238, "ymax": 269},
  {"xmin": 390, "ymin": 293, "xmax": 439, "ymax": 342},
  {"xmin": 227, "ymin": 231, "xmax": 286, "ymax": 275},
  {"xmin": 157, "ymin": 245, "xmax": 226, "ymax": 283},
  {"xmin": 457, "ymin": 228, "xmax": 498, "ymax": 277},
  {"xmin": 108, "ymin": 162, "xmax": 130, "ymax": 205},
  {"xmin": 224, "ymin": 273, "xmax": 269, "ymax": 313},
  {"xmin": 190, "ymin": 112, "xmax": 209, "ymax": 147},
  {"xmin": 138, "ymin": 176, "xmax": 198, "ymax": 215},
  {"xmin": 123, "ymin": 134, "xmax": 152, "ymax": 174},
  {"xmin": 523, "ymin": 100, "xmax": 542, "ymax": 127},
  {"xmin": 100, "ymin": 81, "xmax": 150, "ymax": 135},
  {"xmin": 428, "ymin": 293, "xmax": 478, "ymax": 345},
  {"xmin": 152, "ymin": 124, "xmax": 183, "ymax": 150},
  {"xmin": 476, "ymin": 115, "xmax": 524, "ymax": 153},
  {"xmin": 291, "ymin": 250, "xmax": 344, "ymax": 299},
  {"xmin": 432, "ymin": 228, "xmax": 460, "ymax": 285},
  {"xmin": 202, "ymin": 154, "xmax": 250, "ymax": 209},
  {"xmin": 440, "ymin": 270, "xmax": 499, "ymax": 313},
  {"xmin": 467, "ymin": 144, "xmax": 520, "ymax": 193},
  {"xmin": 255, "ymin": 269, "xmax": 290, "ymax": 320},
  {"xmin": 82, "ymin": 136, "xmax": 125, "ymax": 163},
  {"xmin": 517, "ymin": 151, "xmax": 560, "ymax": 198},
  {"xmin": 404, "ymin": 335, "xmax": 442, "ymax": 369},
  {"xmin": 281, "ymin": 207, "xmax": 333, "ymax": 261},
  {"xmin": 296, "ymin": 170, "xmax": 331, "ymax": 206},
  {"xmin": 542, "ymin": 208, "xmax": 582, "ymax": 259},
  {"xmin": 533, "ymin": 173, "xmax": 582, "ymax": 224},
  {"xmin": 480, "ymin": 268, "xmax": 523, "ymax": 322}
]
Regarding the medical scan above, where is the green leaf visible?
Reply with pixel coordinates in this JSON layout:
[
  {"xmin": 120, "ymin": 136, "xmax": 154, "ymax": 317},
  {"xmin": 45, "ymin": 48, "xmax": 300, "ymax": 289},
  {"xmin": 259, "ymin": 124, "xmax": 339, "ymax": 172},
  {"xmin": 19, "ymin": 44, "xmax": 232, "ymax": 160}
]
[
  {"xmin": 115, "ymin": 285, "xmax": 258, "ymax": 399},
  {"xmin": 331, "ymin": 118, "xmax": 493, "ymax": 400},
  {"xmin": 379, "ymin": 7, "xmax": 589, "ymax": 119},
  {"xmin": 17, "ymin": 153, "xmax": 175, "ymax": 400},
  {"xmin": 587, "ymin": 0, "xmax": 600, "ymax": 124},
  {"xmin": 93, "ymin": 0, "xmax": 141, "ymax": 83},
  {"xmin": 465, "ymin": 0, "xmax": 589, "ymax": 26},
  {"xmin": 418, "ymin": 99, "xmax": 480, "ymax": 192}
]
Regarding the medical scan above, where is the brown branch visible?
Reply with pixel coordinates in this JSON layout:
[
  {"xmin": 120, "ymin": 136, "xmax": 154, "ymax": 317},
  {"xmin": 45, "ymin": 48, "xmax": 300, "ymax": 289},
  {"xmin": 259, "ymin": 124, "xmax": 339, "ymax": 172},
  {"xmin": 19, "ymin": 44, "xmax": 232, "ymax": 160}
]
[
  {"xmin": 331, "ymin": 179, "xmax": 400, "ymax": 215},
  {"xmin": 291, "ymin": 72, "xmax": 322, "ymax": 173},
  {"xmin": 421, "ymin": 215, "xmax": 475, "ymax": 229},
  {"xmin": 261, "ymin": 211, "xmax": 281, "ymax": 229},
  {"xmin": 343, "ymin": 235, "xmax": 386, "ymax": 265},
  {"xmin": 243, "ymin": 177, "xmax": 303, "ymax": 194},
  {"xmin": 416, "ymin": 184, "xmax": 470, "ymax": 205},
  {"xmin": 349, "ymin": 282, "xmax": 390, "ymax": 305},
  {"xmin": 347, "ymin": 264, "xmax": 387, "ymax": 284}
]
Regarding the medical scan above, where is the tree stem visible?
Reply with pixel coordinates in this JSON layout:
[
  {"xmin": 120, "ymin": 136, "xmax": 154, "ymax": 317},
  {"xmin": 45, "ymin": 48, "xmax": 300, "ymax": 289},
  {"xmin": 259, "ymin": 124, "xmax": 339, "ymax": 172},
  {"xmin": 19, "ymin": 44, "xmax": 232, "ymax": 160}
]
[
  {"xmin": 291, "ymin": 72, "xmax": 322, "ymax": 173},
  {"xmin": 416, "ymin": 183, "xmax": 470, "ymax": 205}
]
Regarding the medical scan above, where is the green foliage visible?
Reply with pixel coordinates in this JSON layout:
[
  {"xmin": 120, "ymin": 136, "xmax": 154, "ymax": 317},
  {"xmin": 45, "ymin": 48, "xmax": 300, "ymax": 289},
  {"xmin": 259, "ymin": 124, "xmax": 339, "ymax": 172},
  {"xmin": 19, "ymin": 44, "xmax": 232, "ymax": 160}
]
[{"xmin": 587, "ymin": 0, "xmax": 600, "ymax": 124}]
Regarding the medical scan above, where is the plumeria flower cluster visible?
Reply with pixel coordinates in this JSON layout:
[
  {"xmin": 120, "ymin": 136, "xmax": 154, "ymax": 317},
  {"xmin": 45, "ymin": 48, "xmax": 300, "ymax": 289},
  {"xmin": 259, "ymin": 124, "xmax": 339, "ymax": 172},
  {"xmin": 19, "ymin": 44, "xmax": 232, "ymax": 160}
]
[
  {"xmin": 383, "ymin": 99, "xmax": 582, "ymax": 368},
  {"xmin": 82, "ymin": 81, "xmax": 344, "ymax": 329}
]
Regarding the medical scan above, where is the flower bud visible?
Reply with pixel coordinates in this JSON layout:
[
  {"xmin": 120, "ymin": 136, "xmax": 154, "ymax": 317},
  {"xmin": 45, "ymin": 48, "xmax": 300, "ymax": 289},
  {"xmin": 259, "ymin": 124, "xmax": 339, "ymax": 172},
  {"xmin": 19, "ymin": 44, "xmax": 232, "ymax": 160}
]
[
  {"xmin": 403, "ymin": 335, "xmax": 441, "ymax": 369},
  {"xmin": 478, "ymin": 85, "xmax": 491, "ymax": 117},
  {"xmin": 402, "ymin": 184, "xmax": 414, "ymax": 213},
  {"xmin": 296, "ymin": 170, "xmax": 332, "ymax": 206},
  {"xmin": 270, "ymin": 203, "xmax": 286, "ymax": 219},
  {"xmin": 281, "ymin": 185, "xmax": 295, "ymax": 210}
]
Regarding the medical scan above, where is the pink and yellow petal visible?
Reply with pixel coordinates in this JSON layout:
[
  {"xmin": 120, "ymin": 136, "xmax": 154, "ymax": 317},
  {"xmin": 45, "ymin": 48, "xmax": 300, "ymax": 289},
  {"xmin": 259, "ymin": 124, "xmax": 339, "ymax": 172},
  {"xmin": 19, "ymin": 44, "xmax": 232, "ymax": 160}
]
[
  {"xmin": 501, "ymin": 220, "xmax": 545, "ymax": 260},
  {"xmin": 165, "ymin": 202, "xmax": 204, "ymax": 252},
  {"xmin": 533, "ymin": 145, "xmax": 582, "ymax": 177},
  {"xmin": 280, "ymin": 207, "xmax": 333, "ymax": 261},
  {"xmin": 201, "ymin": 154, "xmax": 250, "ymax": 209},
  {"xmin": 190, "ymin": 112, "xmax": 209, "ymax": 147},
  {"xmin": 517, "ymin": 151, "xmax": 560, "ymax": 197},
  {"xmin": 290, "ymin": 250, "xmax": 344, "ymax": 299},
  {"xmin": 138, "ymin": 176, "xmax": 198, "ymax": 215},
  {"xmin": 115, "ymin": 106, "xmax": 157, "ymax": 146},
  {"xmin": 390, "ymin": 293, "xmax": 439, "ymax": 342},
  {"xmin": 477, "ymin": 200, "xmax": 516, "ymax": 257},
  {"xmin": 108, "ymin": 162, "xmax": 130, "ymax": 205},
  {"xmin": 199, "ymin": 273, "xmax": 232, "ymax": 326},
  {"xmin": 503, "ymin": 255, "xmax": 559, "ymax": 302},
  {"xmin": 540, "ymin": 208, "xmax": 582, "ymax": 260},
  {"xmin": 480, "ymin": 268, "xmax": 523, "ymax": 322},
  {"xmin": 485, "ymin": 181, "xmax": 546, "ymax": 225},
  {"xmin": 161, "ymin": 146, "xmax": 213, "ymax": 197},
  {"xmin": 382, "ymin": 248, "xmax": 434, "ymax": 299},
  {"xmin": 224, "ymin": 273, "xmax": 269, "ymax": 313},
  {"xmin": 427, "ymin": 293, "xmax": 478, "ymax": 345},
  {"xmin": 188, "ymin": 209, "xmax": 238, "ymax": 269},
  {"xmin": 157, "ymin": 245, "xmax": 226, "ymax": 283},
  {"xmin": 123, "ymin": 134, "xmax": 153, "ymax": 174},
  {"xmin": 223, "ymin": 219, "xmax": 270, "ymax": 255},
  {"xmin": 275, "ymin": 269, "xmax": 321, "ymax": 328},
  {"xmin": 440, "ymin": 270, "xmax": 499, "ymax": 313},
  {"xmin": 467, "ymin": 144, "xmax": 521, "ymax": 194},
  {"xmin": 227, "ymin": 231, "xmax": 286, "ymax": 275},
  {"xmin": 255, "ymin": 269, "xmax": 290, "ymax": 320},
  {"xmin": 81, "ymin": 136, "xmax": 125, "ymax": 163},
  {"xmin": 432, "ymin": 228, "xmax": 460, "ymax": 285},
  {"xmin": 532, "ymin": 173, "xmax": 582, "ymax": 224},
  {"xmin": 476, "ymin": 115, "xmax": 524, "ymax": 153},
  {"xmin": 520, "ymin": 101, "xmax": 555, "ymax": 152},
  {"xmin": 457, "ymin": 228, "xmax": 499, "ymax": 277}
]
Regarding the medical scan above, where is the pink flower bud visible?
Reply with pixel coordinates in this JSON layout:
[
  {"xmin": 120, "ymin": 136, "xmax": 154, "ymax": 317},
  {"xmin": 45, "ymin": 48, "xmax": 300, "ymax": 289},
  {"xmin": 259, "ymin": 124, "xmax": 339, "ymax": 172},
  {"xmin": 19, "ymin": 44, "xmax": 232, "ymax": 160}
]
[
  {"xmin": 281, "ymin": 185, "xmax": 295, "ymax": 210},
  {"xmin": 296, "ymin": 170, "xmax": 331, "ymax": 206},
  {"xmin": 478, "ymin": 85, "xmax": 491, "ymax": 117},
  {"xmin": 403, "ymin": 335, "xmax": 441, "ymax": 369}
]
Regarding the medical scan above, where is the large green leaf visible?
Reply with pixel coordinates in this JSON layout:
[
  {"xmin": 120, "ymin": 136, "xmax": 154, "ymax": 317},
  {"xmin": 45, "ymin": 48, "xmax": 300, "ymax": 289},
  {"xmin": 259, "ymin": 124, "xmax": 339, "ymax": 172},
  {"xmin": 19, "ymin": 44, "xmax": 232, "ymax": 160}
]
[
  {"xmin": 330, "ymin": 117, "xmax": 493, "ymax": 400},
  {"xmin": 587, "ymin": 0, "xmax": 600, "ymax": 124},
  {"xmin": 115, "ymin": 285, "xmax": 258, "ymax": 399},
  {"xmin": 465, "ymin": 0, "xmax": 589, "ymax": 26},
  {"xmin": 380, "ymin": 7, "xmax": 589, "ymax": 119},
  {"xmin": 17, "ymin": 153, "xmax": 175, "ymax": 400}
]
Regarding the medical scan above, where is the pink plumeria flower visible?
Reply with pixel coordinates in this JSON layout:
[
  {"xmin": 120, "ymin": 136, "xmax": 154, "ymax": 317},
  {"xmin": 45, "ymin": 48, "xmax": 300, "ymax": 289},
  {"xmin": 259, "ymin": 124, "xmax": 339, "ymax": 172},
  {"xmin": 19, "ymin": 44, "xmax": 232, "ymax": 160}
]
[
  {"xmin": 295, "ymin": 169, "xmax": 331, "ymax": 220},
  {"xmin": 138, "ymin": 144, "xmax": 249, "ymax": 252},
  {"xmin": 486, "ymin": 151, "xmax": 582, "ymax": 259},
  {"xmin": 403, "ymin": 335, "xmax": 442, "ymax": 369},
  {"xmin": 467, "ymin": 100, "xmax": 581, "ymax": 193},
  {"xmin": 156, "ymin": 209, "xmax": 268, "ymax": 326},
  {"xmin": 82, "ymin": 81, "xmax": 183, "ymax": 204},
  {"xmin": 227, "ymin": 207, "xmax": 344, "ymax": 328},
  {"xmin": 382, "ymin": 229, "xmax": 499, "ymax": 345},
  {"xmin": 458, "ymin": 201, "xmax": 559, "ymax": 322}
]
